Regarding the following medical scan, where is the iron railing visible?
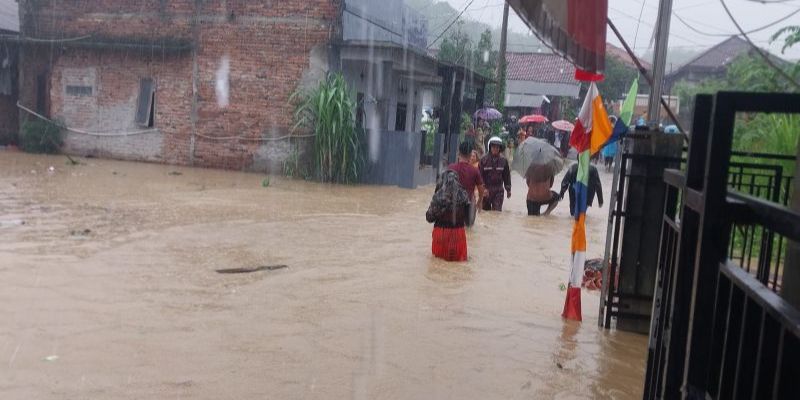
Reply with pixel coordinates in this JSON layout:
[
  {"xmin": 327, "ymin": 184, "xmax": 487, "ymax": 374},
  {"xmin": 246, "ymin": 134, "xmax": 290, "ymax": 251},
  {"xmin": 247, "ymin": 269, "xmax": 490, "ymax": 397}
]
[
  {"xmin": 643, "ymin": 92, "xmax": 800, "ymax": 399},
  {"xmin": 601, "ymin": 149, "xmax": 795, "ymax": 329}
]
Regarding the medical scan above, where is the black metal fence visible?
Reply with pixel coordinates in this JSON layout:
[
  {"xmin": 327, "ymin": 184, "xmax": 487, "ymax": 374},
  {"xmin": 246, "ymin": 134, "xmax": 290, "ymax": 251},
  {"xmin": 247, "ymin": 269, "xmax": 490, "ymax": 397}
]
[
  {"xmin": 642, "ymin": 92, "xmax": 800, "ymax": 399},
  {"xmin": 601, "ymin": 149, "xmax": 795, "ymax": 330}
]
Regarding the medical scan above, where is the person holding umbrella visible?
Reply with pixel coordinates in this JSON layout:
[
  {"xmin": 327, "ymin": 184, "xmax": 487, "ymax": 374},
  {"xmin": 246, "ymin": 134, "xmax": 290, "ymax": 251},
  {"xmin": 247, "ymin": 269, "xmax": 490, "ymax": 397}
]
[
  {"xmin": 513, "ymin": 137, "xmax": 564, "ymax": 216},
  {"xmin": 479, "ymin": 137, "xmax": 512, "ymax": 211}
]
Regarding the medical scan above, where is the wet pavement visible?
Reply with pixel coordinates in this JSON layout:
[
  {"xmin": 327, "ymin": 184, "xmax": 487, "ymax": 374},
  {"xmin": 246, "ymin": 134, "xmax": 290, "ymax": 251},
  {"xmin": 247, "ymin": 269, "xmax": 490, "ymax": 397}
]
[{"xmin": 0, "ymin": 151, "xmax": 647, "ymax": 399}]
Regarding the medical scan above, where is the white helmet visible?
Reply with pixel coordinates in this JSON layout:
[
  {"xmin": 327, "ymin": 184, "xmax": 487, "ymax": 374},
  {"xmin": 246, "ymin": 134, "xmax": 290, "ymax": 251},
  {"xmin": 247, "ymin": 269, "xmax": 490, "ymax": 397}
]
[{"xmin": 487, "ymin": 136, "xmax": 504, "ymax": 151}]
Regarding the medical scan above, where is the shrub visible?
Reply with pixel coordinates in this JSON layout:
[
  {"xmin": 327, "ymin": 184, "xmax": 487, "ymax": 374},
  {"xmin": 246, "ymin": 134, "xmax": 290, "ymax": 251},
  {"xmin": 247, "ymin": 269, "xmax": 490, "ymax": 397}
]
[
  {"xmin": 20, "ymin": 119, "xmax": 64, "ymax": 154},
  {"xmin": 292, "ymin": 73, "xmax": 365, "ymax": 184}
]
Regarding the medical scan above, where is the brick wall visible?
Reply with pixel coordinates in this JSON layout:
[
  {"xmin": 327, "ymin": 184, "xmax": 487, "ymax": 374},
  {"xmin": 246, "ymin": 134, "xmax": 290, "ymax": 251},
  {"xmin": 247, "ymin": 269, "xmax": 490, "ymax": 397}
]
[{"xmin": 18, "ymin": 0, "xmax": 340, "ymax": 171}]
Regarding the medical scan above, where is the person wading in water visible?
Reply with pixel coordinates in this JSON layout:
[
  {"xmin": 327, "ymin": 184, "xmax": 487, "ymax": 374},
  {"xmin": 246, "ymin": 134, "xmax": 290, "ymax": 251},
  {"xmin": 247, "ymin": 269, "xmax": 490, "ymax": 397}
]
[
  {"xmin": 426, "ymin": 170, "xmax": 470, "ymax": 261},
  {"xmin": 560, "ymin": 162, "xmax": 604, "ymax": 217},
  {"xmin": 448, "ymin": 141, "xmax": 485, "ymax": 226},
  {"xmin": 479, "ymin": 137, "xmax": 511, "ymax": 211},
  {"xmin": 526, "ymin": 161, "xmax": 560, "ymax": 216}
]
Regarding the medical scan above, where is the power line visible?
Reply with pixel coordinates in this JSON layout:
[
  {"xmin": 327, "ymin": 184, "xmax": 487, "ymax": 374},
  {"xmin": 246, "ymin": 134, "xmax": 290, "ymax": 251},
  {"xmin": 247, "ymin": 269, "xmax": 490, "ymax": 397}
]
[
  {"xmin": 427, "ymin": 0, "xmax": 478, "ymax": 49},
  {"xmin": 633, "ymin": 0, "xmax": 648, "ymax": 49},
  {"xmin": 608, "ymin": 7, "xmax": 707, "ymax": 46},
  {"xmin": 720, "ymin": 0, "xmax": 800, "ymax": 90},
  {"xmin": 673, "ymin": 7, "xmax": 800, "ymax": 37}
]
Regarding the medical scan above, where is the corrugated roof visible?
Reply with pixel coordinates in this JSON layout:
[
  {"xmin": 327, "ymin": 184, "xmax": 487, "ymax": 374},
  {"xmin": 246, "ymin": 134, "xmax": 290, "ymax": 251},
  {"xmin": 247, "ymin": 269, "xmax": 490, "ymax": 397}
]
[
  {"xmin": 505, "ymin": 52, "xmax": 576, "ymax": 84},
  {"xmin": 0, "ymin": 0, "xmax": 18, "ymax": 33}
]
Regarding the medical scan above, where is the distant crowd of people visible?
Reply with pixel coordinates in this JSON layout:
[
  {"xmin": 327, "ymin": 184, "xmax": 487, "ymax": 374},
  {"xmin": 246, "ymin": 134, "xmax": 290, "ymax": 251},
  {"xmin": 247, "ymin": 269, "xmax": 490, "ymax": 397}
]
[{"xmin": 425, "ymin": 139, "xmax": 604, "ymax": 262}]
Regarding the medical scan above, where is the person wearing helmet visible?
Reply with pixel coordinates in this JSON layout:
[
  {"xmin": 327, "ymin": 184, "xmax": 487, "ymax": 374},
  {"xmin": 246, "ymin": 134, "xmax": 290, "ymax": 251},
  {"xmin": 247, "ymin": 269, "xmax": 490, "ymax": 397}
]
[{"xmin": 479, "ymin": 136, "xmax": 512, "ymax": 211}]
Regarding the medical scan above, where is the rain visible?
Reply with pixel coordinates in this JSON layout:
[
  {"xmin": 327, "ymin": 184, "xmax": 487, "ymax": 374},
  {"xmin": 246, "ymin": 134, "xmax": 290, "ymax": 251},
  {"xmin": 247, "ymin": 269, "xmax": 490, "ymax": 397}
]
[{"xmin": 1, "ymin": 0, "xmax": 799, "ymax": 399}]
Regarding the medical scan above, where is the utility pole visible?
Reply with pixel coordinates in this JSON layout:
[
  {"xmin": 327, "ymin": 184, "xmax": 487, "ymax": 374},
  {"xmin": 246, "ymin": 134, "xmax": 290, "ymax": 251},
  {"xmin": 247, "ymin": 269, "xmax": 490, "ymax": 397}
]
[
  {"xmin": 647, "ymin": 0, "xmax": 674, "ymax": 126},
  {"xmin": 495, "ymin": 2, "xmax": 510, "ymax": 108}
]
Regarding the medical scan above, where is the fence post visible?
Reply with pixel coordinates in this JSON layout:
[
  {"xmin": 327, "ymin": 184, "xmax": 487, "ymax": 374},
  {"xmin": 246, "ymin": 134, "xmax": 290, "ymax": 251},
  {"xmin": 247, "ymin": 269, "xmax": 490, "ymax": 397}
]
[
  {"xmin": 614, "ymin": 130, "xmax": 682, "ymax": 333},
  {"xmin": 782, "ymin": 141, "xmax": 800, "ymax": 309}
]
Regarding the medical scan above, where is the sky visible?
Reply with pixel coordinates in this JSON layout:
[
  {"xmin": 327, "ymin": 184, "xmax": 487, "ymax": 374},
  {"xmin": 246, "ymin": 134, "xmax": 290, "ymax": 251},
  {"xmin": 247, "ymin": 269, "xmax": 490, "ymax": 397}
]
[{"xmin": 442, "ymin": 0, "xmax": 800, "ymax": 60}]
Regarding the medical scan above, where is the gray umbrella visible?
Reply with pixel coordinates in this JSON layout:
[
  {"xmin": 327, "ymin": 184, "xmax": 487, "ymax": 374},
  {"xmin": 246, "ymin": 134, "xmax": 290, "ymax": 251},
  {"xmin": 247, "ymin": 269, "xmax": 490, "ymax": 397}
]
[{"xmin": 513, "ymin": 137, "xmax": 565, "ymax": 181}]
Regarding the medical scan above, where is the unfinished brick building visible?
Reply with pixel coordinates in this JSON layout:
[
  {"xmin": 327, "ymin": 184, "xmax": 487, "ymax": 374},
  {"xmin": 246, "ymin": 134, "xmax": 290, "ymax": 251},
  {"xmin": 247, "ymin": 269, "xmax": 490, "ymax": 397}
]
[
  {"xmin": 11, "ymin": 0, "xmax": 487, "ymax": 188},
  {"xmin": 15, "ymin": 0, "xmax": 339, "ymax": 170}
]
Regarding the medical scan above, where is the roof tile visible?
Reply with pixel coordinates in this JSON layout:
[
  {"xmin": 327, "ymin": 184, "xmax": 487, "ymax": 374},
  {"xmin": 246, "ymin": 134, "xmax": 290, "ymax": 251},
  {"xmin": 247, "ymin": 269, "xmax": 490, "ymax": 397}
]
[{"xmin": 505, "ymin": 52, "xmax": 576, "ymax": 84}]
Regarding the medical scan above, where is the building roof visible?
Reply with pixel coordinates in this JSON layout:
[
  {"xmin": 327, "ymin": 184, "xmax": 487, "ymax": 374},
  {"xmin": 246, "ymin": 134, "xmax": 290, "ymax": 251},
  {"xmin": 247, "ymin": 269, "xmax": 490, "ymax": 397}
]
[
  {"xmin": 0, "ymin": 0, "xmax": 18, "ymax": 34},
  {"xmin": 671, "ymin": 36, "xmax": 750, "ymax": 75},
  {"xmin": 505, "ymin": 52, "xmax": 576, "ymax": 84},
  {"xmin": 606, "ymin": 43, "xmax": 651, "ymax": 71}
]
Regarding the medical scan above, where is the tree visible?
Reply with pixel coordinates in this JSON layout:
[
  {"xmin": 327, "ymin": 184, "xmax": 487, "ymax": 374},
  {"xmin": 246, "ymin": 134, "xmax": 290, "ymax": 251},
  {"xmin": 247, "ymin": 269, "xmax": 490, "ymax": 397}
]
[
  {"xmin": 596, "ymin": 56, "xmax": 639, "ymax": 102},
  {"xmin": 674, "ymin": 51, "xmax": 799, "ymax": 156},
  {"xmin": 438, "ymin": 27, "xmax": 502, "ymax": 108}
]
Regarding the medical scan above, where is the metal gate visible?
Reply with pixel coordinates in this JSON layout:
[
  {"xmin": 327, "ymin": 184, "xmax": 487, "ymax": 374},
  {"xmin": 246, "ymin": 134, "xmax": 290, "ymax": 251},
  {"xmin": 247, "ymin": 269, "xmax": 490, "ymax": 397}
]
[{"xmin": 643, "ymin": 92, "xmax": 800, "ymax": 399}]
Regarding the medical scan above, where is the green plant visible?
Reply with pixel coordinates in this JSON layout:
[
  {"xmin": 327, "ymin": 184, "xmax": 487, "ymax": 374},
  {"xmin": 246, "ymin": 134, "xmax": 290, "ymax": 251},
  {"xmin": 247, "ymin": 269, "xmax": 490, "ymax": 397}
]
[
  {"xmin": 292, "ymin": 73, "xmax": 365, "ymax": 184},
  {"xmin": 262, "ymin": 177, "xmax": 271, "ymax": 187},
  {"xmin": 422, "ymin": 117, "xmax": 438, "ymax": 156},
  {"xmin": 20, "ymin": 119, "xmax": 64, "ymax": 154},
  {"xmin": 460, "ymin": 112, "xmax": 472, "ymax": 139},
  {"xmin": 283, "ymin": 147, "xmax": 300, "ymax": 178}
]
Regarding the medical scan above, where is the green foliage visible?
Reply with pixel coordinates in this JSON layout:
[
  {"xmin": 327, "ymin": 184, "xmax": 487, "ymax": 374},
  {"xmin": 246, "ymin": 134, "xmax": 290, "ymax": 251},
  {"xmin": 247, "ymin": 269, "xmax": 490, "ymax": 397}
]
[
  {"xmin": 20, "ymin": 119, "xmax": 64, "ymax": 154},
  {"xmin": 438, "ymin": 27, "xmax": 502, "ymax": 106},
  {"xmin": 460, "ymin": 112, "xmax": 472, "ymax": 139},
  {"xmin": 282, "ymin": 147, "xmax": 300, "ymax": 178},
  {"xmin": 422, "ymin": 117, "xmax": 438, "ymax": 156},
  {"xmin": 292, "ymin": 73, "xmax": 365, "ymax": 184},
  {"xmin": 407, "ymin": 0, "xmax": 541, "ymax": 55},
  {"xmin": 262, "ymin": 177, "xmax": 271, "ymax": 188},
  {"xmin": 771, "ymin": 26, "xmax": 800, "ymax": 55},
  {"xmin": 674, "ymin": 52, "xmax": 799, "ymax": 159},
  {"xmin": 597, "ymin": 56, "xmax": 639, "ymax": 102}
]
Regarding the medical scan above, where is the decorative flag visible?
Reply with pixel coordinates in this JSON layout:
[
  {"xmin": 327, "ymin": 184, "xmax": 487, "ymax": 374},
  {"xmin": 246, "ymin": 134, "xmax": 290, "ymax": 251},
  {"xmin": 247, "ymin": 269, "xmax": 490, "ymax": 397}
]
[
  {"xmin": 604, "ymin": 76, "xmax": 639, "ymax": 148},
  {"xmin": 506, "ymin": 0, "xmax": 608, "ymax": 79},
  {"xmin": 563, "ymin": 82, "xmax": 612, "ymax": 322}
]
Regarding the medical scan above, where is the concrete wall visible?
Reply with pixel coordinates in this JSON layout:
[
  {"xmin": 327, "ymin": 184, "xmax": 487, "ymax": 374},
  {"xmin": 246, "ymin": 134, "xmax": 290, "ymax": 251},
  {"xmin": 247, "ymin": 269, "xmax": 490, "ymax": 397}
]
[
  {"xmin": 17, "ymin": 0, "xmax": 339, "ymax": 171},
  {"xmin": 362, "ymin": 129, "xmax": 433, "ymax": 189}
]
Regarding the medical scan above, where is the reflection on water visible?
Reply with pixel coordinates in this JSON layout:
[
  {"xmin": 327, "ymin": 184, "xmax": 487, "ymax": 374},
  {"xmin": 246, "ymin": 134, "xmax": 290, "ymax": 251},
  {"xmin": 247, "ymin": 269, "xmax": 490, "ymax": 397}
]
[{"xmin": 0, "ymin": 152, "xmax": 646, "ymax": 399}]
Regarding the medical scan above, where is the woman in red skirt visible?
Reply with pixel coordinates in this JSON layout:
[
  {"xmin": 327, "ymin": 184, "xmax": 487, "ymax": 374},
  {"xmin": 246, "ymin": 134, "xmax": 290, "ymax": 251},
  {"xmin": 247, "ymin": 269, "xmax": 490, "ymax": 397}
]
[{"xmin": 426, "ymin": 169, "xmax": 469, "ymax": 261}]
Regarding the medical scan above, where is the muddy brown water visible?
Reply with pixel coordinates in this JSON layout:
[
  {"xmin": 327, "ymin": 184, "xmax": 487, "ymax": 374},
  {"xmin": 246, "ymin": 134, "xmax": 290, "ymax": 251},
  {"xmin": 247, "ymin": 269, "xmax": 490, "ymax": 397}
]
[{"xmin": 0, "ymin": 151, "xmax": 647, "ymax": 399}]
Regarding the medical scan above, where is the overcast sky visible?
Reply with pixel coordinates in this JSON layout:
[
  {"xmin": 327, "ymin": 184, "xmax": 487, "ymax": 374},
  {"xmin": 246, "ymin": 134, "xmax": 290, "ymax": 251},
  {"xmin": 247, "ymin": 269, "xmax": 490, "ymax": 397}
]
[{"xmin": 443, "ymin": 0, "xmax": 800, "ymax": 60}]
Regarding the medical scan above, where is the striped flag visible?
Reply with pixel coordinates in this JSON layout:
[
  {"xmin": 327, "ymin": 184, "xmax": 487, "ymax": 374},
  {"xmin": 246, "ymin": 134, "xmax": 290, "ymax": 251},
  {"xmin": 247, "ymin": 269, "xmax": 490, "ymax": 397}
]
[
  {"xmin": 563, "ymin": 82, "xmax": 612, "ymax": 322},
  {"xmin": 604, "ymin": 77, "xmax": 639, "ymax": 148}
]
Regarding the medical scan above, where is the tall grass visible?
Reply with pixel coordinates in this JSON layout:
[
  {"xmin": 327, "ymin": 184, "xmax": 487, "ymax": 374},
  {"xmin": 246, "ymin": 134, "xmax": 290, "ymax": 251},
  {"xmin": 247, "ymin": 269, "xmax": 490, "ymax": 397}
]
[{"xmin": 292, "ymin": 73, "xmax": 365, "ymax": 184}]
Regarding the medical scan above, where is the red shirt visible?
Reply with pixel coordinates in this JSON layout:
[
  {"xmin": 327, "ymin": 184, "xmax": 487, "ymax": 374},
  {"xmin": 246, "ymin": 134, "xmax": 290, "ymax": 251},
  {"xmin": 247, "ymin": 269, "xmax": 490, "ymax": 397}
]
[{"xmin": 448, "ymin": 161, "xmax": 483, "ymax": 203}]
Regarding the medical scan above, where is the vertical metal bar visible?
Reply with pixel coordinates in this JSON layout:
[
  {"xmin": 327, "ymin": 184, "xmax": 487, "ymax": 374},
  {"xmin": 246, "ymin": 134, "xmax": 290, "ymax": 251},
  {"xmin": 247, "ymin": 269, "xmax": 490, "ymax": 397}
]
[
  {"xmin": 605, "ymin": 152, "xmax": 629, "ymax": 328},
  {"xmin": 656, "ymin": 94, "xmax": 714, "ymax": 398},
  {"xmin": 705, "ymin": 274, "xmax": 731, "ymax": 398},
  {"xmin": 771, "ymin": 329, "xmax": 786, "ymax": 400},
  {"xmin": 600, "ymin": 144, "xmax": 627, "ymax": 327},
  {"xmin": 732, "ymin": 297, "xmax": 759, "ymax": 399},
  {"xmin": 683, "ymin": 92, "xmax": 737, "ymax": 395},
  {"xmin": 717, "ymin": 285, "xmax": 744, "ymax": 400},
  {"xmin": 752, "ymin": 312, "xmax": 779, "ymax": 400}
]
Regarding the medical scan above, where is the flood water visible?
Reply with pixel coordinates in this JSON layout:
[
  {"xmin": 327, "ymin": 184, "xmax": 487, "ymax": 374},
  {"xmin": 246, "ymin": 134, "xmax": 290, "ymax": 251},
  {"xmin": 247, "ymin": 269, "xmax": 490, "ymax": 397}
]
[{"xmin": 0, "ymin": 151, "xmax": 647, "ymax": 399}]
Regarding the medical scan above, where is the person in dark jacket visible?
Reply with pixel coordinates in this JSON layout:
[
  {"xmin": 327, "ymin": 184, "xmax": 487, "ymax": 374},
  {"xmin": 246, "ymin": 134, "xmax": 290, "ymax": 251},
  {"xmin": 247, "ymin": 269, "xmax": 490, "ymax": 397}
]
[
  {"xmin": 559, "ymin": 163, "xmax": 604, "ymax": 217},
  {"xmin": 479, "ymin": 136, "xmax": 512, "ymax": 211}
]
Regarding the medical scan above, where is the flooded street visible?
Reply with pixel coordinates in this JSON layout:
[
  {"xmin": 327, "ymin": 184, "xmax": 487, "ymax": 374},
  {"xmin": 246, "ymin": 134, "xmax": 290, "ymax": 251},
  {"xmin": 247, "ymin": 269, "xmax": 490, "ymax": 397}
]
[{"xmin": 0, "ymin": 151, "xmax": 646, "ymax": 399}]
